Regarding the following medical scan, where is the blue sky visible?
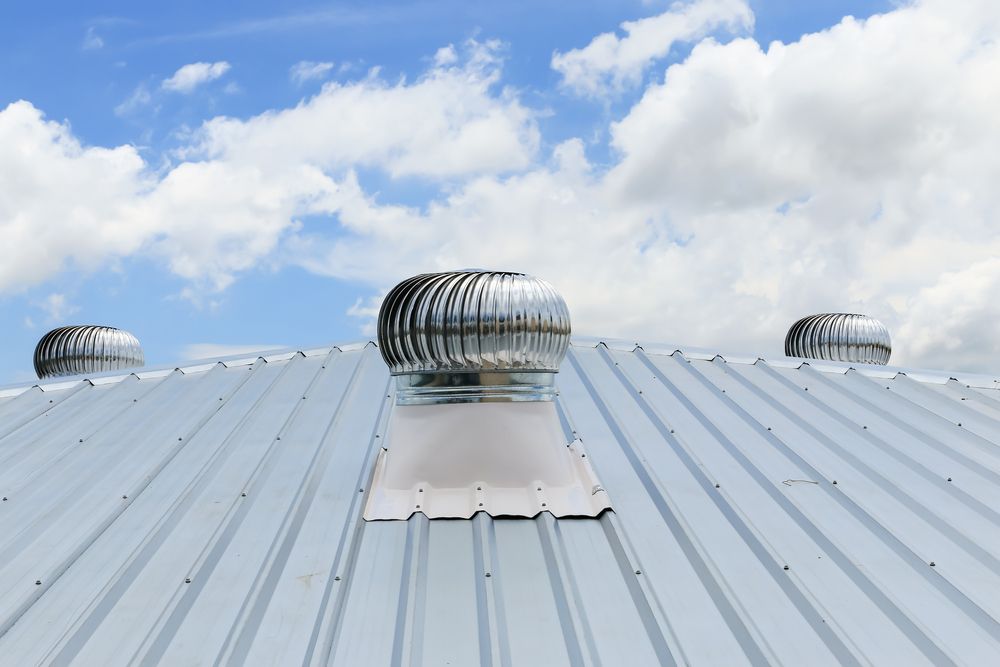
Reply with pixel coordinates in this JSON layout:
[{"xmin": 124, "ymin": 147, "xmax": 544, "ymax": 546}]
[{"xmin": 7, "ymin": 0, "xmax": 1000, "ymax": 382}]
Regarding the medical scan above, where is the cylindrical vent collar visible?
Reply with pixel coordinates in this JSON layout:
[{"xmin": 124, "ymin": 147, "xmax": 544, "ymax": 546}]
[
  {"xmin": 34, "ymin": 325, "xmax": 144, "ymax": 379},
  {"xmin": 377, "ymin": 270, "xmax": 571, "ymax": 403},
  {"xmin": 785, "ymin": 313, "xmax": 891, "ymax": 366}
]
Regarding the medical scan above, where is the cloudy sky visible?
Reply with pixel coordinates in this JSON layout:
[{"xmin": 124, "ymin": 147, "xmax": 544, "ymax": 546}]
[{"xmin": 3, "ymin": 0, "xmax": 999, "ymax": 382}]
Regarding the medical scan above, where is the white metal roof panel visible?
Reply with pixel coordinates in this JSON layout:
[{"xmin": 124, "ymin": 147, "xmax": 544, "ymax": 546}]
[{"xmin": 0, "ymin": 340, "xmax": 997, "ymax": 665}]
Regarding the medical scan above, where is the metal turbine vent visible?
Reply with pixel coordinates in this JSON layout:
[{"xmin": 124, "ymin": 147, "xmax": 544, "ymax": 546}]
[
  {"xmin": 377, "ymin": 270, "xmax": 571, "ymax": 403},
  {"xmin": 34, "ymin": 325, "xmax": 144, "ymax": 379},
  {"xmin": 785, "ymin": 313, "xmax": 891, "ymax": 366}
]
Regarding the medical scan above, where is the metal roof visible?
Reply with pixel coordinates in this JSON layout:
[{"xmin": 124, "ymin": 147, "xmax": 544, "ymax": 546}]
[{"xmin": 0, "ymin": 339, "xmax": 998, "ymax": 665}]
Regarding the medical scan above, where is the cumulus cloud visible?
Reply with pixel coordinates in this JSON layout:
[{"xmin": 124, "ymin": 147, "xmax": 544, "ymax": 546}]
[
  {"xmin": 0, "ymin": 41, "xmax": 536, "ymax": 297},
  {"xmin": 552, "ymin": 0, "xmax": 753, "ymax": 96},
  {"xmin": 0, "ymin": 101, "xmax": 153, "ymax": 292},
  {"xmin": 290, "ymin": 0, "xmax": 1000, "ymax": 370},
  {"xmin": 5, "ymin": 2, "xmax": 1000, "ymax": 372},
  {"xmin": 289, "ymin": 60, "xmax": 334, "ymax": 84},
  {"xmin": 162, "ymin": 61, "xmax": 231, "ymax": 93},
  {"xmin": 189, "ymin": 40, "xmax": 538, "ymax": 178}
]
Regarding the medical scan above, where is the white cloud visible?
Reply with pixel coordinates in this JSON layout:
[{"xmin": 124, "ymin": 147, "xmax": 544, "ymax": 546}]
[
  {"xmin": 288, "ymin": 0, "xmax": 1000, "ymax": 370},
  {"xmin": 433, "ymin": 45, "xmax": 458, "ymax": 66},
  {"xmin": 289, "ymin": 60, "xmax": 334, "ymax": 85},
  {"xmin": 162, "ymin": 61, "xmax": 231, "ymax": 93},
  {"xmin": 552, "ymin": 0, "xmax": 753, "ymax": 97},
  {"xmin": 6, "ymin": 3, "xmax": 1000, "ymax": 373},
  {"xmin": 180, "ymin": 343, "xmax": 287, "ymax": 360},
  {"xmin": 37, "ymin": 293, "xmax": 79, "ymax": 321},
  {"xmin": 114, "ymin": 84, "xmax": 152, "ymax": 116},
  {"xmin": 189, "ymin": 40, "xmax": 537, "ymax": 179},
  {"xmin": 0, "ymin": 101, "xmax": 153, "ymax": 293},
  {"xmin": 82, "ymin": 27, "xmax": 104, "ymax": 51},
  {"xmin": 0, "ymin": 41, "xmax": 535, "ymax": 297}
]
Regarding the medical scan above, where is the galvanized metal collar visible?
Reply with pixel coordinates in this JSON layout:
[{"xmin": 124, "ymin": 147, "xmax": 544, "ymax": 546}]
[{"xmin": 394, "ymin": 371, "xmax": 557, "ymax": 405}]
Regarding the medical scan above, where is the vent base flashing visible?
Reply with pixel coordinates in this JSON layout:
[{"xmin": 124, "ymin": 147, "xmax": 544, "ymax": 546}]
[{"xmin": 363, "ymin": 401, "xmax": 611, "ymax": 520}]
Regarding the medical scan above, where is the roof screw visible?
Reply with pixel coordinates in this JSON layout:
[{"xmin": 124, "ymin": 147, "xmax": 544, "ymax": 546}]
[
  {"xmin": 485, "ymin": 572, "xmax": 491, "ymax": 578},
  {"xmin": 302, "ymin": 396, "xmax": 307, "ymax": 400},
  {"xmin": 241, "ymin": 491, "xmax": 247, "ymax": 497},
  {"xmin": 276, "ymin": 436, "xmax": 281, "ymax": 440},
  {"xmin": 418, "ymin": 488, "xmax": 424, "ymax": 493},
  {"xmin": 476, "ymin": 486, "xmax": 482, "ymax": 491},
  {"xmin": 722, "ymin": 389, "xmax": 726, "ymax": 393},
  {"xmin": 581, "ymin": 454, "xmax": 587, "ymax": 458},
  {"xmin": 715, "ymin": 483, "xmax": 720, "ymax": 489},
  {"xmin": 804, "ymin": 387, "xmax": 809, "ymax": 391},
  {"xmin": 669, "ymin": 429, "xmax": 674, "ymax": 434},
  {"xmin": 1, "ymin": 497, "xmax": 6, "ymax": 502},
  {"xmin": 929, "ymin": 562, "xmax": 936, "ymax": 567},
  {"xmin": 783, "ymin": 565, "xmax": 789, "ymax": 571},
  {"xmin": 178, "ymin": 437, "xmax": 182, "ymax": 441},
  {"xmin": 334, "ymin": 576, "xmax": 341, "ymax": 581},
  {"xmin": 863, "ymin": 426, "xmax": 867, "ymax": 429},
  {"xmin": 358, "ymin": 488, "xmax": 364, "ymax": 493},
  {"xmin": 79, "ymin": 438, "xmax": 83, "ymax": 443},
  {"xmin": 947, "ymin": 477, "xmax": 952, "ymax": 482},
  {"xmin": 35, "ymin": 580, "xmax": 41, "ymax": 585},
  {"xmin": 415, "ymin": 504, "xmax": 421, "ymax": 509},
  {"xmin": 185, "ymin": 577, "xmax": 192, "ymax": 583},
  {"xmin": 767, "ymin": 427, "xmax": 772, "ymax": 431},
  {"xmin": 121, "ymin": 495, "xmax": 127, "ymax": 500},
  {"xmin": 958, "ymin": 423, "xmax": 962, "ymax": 427},
  {"xmin": 537, "ymin": 487, "xmax": 542, "ymax": 491},
  {"xmin": 832, "ymin": 480, "xmax": 838, "ymax": 485},
  {"xmin": 634, "ymin": 569, "xmax": 642, "ymax": 575},
  {"xmin": 541, "ymin": 503, "xmax": 547, "ymax": 507},
  {"xmin": 478, "ymin": 502, "xmax": 484, "ymax": 507},
  {"xmin": 219, "ymin": 397, "xmax": 223, "ymax": 401}
]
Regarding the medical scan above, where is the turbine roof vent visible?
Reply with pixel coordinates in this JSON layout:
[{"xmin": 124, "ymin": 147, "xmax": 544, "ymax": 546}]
[
  {"xmin": 34, "ymin": 325, "xmax": 144, "ymax": 379},
  {"xmin": 377, "ymin": 270, "xmax": 571, "ymax": 404},
  {"xmin": 785, "ymin": 313, "xmax": 891, "ymax": 366},
  {"xmin": 366, "ymin": 269, "xmax": 610, "ymax": 521}
]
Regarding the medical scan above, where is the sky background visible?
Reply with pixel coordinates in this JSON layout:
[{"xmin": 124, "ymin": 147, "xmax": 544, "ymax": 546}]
[{"xmin": 4, "ymin": 0, "xmax": 1000, "ymax": 383}]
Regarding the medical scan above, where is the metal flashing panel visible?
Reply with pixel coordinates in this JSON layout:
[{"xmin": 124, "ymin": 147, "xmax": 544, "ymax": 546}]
[
  {"xmin": 364, "ymin": 401, "xmax": 611, "ymax": 519},
  {"xmin": 0, "ymin": 340, "xmax": 997, "ymax": 664}
]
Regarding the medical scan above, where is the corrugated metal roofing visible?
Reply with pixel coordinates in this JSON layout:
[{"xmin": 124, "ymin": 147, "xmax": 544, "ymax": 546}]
[{"xmin": 0, "ymin": 339, "xmax": 999, "ymax": 665}]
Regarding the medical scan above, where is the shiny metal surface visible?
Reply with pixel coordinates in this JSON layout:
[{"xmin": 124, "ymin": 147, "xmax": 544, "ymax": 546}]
[
  {"xmin": 33, "ymin": 325, "xmax": 144, "ymax": 379},
  {"xmin": 394, "ymin": 370, "xmax": 557, "ymax": 404},
  {"xmin": 785, "ymin": 313, "xmax": 891, "ymax": 366},
  {"xmin": 377, "ymin": 270, "xmax": 571, "ymax": 402},
  {"xmin": 0, "ymin": 340, "xmax": 999, "ymax": 664}
]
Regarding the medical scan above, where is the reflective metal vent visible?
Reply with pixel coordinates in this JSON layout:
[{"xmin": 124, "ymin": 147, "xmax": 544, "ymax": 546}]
[
  {"xmin": 377, "ymin": 270, "xmax": 571, "ymax": 404},
  {"xmin": 34, "ymin": 325, "xmax": 144, "ymax": 379},
  {"xmin": 785, "ymin": 313, "xmax": 891, "ymax": 366}
]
